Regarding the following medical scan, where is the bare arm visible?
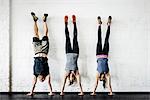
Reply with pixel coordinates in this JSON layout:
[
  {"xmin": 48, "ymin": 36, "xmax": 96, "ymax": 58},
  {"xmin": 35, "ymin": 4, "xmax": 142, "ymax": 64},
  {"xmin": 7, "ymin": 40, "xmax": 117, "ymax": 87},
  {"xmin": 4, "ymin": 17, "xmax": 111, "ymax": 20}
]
[
  {"xmin": 91, "ymin": 72, "xmax": 99, "ymax": 95},
  {"xmin": 106, "ymin": 73, "xmax": 113, "ymax": 95},
  {"xmin": 27, "ymin": 75, "xmax": 37, "ymax": 96},
  {"xmin": 47, "ymin": 75, "xmax": 53, "ymax": 95},
  {"xmin": 75, "ymin": 71, "xmax": 84, "ymax": 95},
  {"xmin": 60, "ymin": 73, "xmax": 69, "ymax": 96}
]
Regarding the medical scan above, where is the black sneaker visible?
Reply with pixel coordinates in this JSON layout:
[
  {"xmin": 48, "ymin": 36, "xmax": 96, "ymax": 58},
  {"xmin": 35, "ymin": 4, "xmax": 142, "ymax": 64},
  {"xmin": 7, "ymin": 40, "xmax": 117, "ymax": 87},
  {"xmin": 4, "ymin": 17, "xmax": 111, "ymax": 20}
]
[
  {"xmin": 31, "ymin": 12, "xmax": 38, "ymax": 22},
  {"xmin": 107, "ymin": 16, "xmax": 112, "ymax": 25},
  {"xmin": 43, "ymin": 13, "xmax": 48, "ymax": 22},
  {"xmin": 97, "ymin": 16, "xmax": 102, "ymax": 24}
]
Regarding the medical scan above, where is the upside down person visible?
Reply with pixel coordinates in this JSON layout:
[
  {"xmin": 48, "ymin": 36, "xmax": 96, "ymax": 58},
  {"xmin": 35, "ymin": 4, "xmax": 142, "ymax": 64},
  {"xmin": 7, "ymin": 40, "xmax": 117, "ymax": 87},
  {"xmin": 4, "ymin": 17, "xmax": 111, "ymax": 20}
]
[
  {"xmin": 91, "ymin": 16, "xmax": 113, "ymax": 96},
  {"xmin": 60, "ymin": 15, "xmax": 84, "ymax": 96},
  {"xmin": 27, "ymin": 12, "xmax": 54, "ymax": 96}
]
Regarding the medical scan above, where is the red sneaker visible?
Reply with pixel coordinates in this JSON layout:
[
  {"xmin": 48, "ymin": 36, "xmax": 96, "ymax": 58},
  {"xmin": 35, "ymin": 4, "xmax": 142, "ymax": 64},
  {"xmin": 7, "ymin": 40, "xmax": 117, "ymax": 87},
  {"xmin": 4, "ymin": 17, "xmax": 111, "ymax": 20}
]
[
  {"xmin": 72, "ymin": 15, "xmax": 76, "ymax": 23},
  {"xmin": 64, "ymin": 15, "xmax": 68, "ymax": 23}
]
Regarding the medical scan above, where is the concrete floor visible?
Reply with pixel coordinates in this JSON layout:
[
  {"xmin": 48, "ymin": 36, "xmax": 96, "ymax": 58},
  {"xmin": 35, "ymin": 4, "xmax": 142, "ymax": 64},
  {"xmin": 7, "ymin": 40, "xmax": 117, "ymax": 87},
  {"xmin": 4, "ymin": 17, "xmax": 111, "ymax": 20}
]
[{"xmin": 0, "ymin": 93, "xmax": 150, "ymax": 100}]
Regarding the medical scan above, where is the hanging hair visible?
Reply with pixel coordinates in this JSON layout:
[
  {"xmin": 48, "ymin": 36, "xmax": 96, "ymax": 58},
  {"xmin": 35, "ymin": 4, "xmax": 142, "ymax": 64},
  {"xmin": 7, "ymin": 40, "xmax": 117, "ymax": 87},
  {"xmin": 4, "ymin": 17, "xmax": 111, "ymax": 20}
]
[
  {"xmin": 72, "ymin": 74, "xmax": 77, "ymax": 83},
  {"xmin": 100, "ymin": 73, "xmax": 104, "ymax": 81},
  {"xmin": 103, "ymin": 79, "xmax": 106, "ymax": 89},
  {"xmin": 68, "ymin": 71, "xmax": 77, "ymax": 85},
  {"xmin": 100, "ymin": 73, "xmax": 106, "ymax": 89}
]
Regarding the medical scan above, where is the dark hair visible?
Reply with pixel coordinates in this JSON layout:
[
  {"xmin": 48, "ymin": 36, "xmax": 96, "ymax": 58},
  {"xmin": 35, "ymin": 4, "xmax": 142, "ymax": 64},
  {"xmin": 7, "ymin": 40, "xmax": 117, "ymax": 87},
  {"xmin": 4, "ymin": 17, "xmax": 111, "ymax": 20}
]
[
  {"xmin": 72, "ymin": 75, "xmax": 77, "ymax": 83},
  {"xmin": 68, "ymin": 72, "xmax": 77, "ymax": 85},
  {"xmin": 100, "ymin": 73, "xmax": 106, "ymax": 89},
  {"xmin": 103, "ymin": 79, "xmax": 106, "ymax": 89}
]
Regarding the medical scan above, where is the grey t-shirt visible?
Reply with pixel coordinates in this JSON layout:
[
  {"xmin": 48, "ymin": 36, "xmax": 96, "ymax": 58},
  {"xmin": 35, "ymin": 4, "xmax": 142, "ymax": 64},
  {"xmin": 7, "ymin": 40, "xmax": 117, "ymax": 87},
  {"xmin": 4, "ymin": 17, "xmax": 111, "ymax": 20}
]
[
  {"xmin": 65, "ymin": 53, "xmax": 79, "ymax": 72},
  {"xmin": 33, "ymin": 36, "xmax": 49, "ymax": 55}
]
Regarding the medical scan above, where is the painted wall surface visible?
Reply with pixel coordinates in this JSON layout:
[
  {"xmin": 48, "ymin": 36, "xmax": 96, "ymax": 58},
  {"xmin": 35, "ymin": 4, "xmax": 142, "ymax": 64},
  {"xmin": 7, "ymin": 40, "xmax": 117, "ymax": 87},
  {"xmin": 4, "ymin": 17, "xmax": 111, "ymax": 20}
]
[
  {"xmin": 0, "ymin": 0, "xmax": 150, "ymax": 92},
  {"xmin": 0, "ymin": 0, "xmax": 10, "ymax": 92}
]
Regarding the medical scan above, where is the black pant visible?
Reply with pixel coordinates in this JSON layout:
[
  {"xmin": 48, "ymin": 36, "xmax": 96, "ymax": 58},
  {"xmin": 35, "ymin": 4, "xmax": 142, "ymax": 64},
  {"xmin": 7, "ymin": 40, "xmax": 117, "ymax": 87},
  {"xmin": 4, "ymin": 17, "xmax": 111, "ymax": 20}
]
[
  {"xmin": 65, "ymin": 22, "xmax": 79, "ymax": 54},
  {"xmin": 96, "ymin": 25, "xmax": 110, "ymax": 55}
]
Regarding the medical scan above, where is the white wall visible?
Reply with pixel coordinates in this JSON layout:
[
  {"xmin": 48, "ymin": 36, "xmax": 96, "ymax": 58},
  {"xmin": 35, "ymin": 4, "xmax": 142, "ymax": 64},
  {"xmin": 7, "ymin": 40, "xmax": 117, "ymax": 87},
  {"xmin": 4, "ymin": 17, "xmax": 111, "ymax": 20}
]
[
  {"xmin": 0, "ymin": 0, "xmax": 10, "ymax": 92},
  {"xmin": 0, "ymin": 0, "xmax": 150, "ymax": 92},
  {"xmin": 147, "ymin": 0, "xmax": 150, "ymax": 92}
]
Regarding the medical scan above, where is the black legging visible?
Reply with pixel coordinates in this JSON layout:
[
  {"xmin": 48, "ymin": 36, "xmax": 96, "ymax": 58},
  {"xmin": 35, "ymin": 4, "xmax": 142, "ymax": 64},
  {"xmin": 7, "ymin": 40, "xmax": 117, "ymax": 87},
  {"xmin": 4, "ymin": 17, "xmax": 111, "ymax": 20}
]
[
  {"xmin": 65, "ymin": 22, "xmax": 79, "ymax": 54},
  {"xmin": 96, "ymin": 25, "xmax": 110, "ymax": 55}
]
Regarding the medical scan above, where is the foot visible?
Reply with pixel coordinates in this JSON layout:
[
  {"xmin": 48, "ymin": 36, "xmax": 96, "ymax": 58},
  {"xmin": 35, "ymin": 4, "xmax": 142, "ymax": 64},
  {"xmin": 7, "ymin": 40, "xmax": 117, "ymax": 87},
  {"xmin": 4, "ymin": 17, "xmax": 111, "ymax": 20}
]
[
  {"xmin": 48, "ymin": 92, "xmax": 54, "ymax": 96},
  {"xmin": 90, "ymin": 92, "xmax": 96, "ymax": 96},
  {"xmin": 78, "ymin": 92, "xmax": 84, "ymax": 96},
  {"xmin": 108, "ymin": 92, "xmax": 113, "ymax": 96},
  {"xmin": 97, "ymin": 16, "xmax": 102, "ymax": 24},
  {"xmin": 43, "ymin": 13, "xmax": 48, "ymax": 22},
  {"xmin": 31, "ymin": 12, "xmax": 38, "ymax": 22},
  {"xmin": 107, "ymin": 16, "xmax": 112, "ymax": 26},
  {"xmin": 27, "ymin": 92, "xmax": 35, "ymax": 96},
  {"xmin": 60, "ymin": 92, "xmax": 64, "ymax": 96},
  {"xmin": 64, "ymin": 15, "xmax": 68, "ymax": 24},
  {"xmin": 72, "ymin": 15, "xmax": 76, "ymax": 23}
]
